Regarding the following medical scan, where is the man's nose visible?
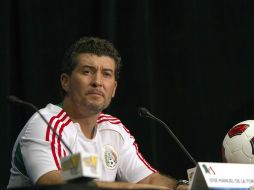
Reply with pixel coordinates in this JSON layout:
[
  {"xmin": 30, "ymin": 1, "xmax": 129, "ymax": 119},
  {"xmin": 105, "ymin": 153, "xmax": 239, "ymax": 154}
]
[{"xmin": 92, "ymin": 72, "xmax": 102, "ymax": 86}]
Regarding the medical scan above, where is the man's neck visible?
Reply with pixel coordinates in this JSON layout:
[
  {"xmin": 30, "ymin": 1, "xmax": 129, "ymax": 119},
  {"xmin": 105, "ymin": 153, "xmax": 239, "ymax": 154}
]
[
  {"xmin": 74, "ymin": 117, "xmax": 98, "ymax": 139},
  {"xmin": 62, "ymin": 98, "xmax": 100, "ymax": 139}
]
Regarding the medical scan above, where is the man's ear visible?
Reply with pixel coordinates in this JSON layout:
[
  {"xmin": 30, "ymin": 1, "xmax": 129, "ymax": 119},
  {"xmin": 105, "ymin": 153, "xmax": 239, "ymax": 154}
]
[
  {"xmin": 112, "ymin": 81, "xmax": 117, "ymax": 98},
  {"xmin": 60, "ymin": 73, "xmax": 70, "ymax": 93}
]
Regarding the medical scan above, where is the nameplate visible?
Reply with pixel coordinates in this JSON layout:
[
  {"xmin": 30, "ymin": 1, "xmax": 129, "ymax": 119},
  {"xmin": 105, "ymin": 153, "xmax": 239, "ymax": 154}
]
[{"xmin": 189, "ymin": 162, "xmax": 254, "ymax": 190}]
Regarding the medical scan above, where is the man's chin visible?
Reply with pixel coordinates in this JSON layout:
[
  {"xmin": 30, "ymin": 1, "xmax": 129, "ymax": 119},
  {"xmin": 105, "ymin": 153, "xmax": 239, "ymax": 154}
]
[{"xmin": 84, "ymin": 103, "xmax": 107, "ymax": 114}]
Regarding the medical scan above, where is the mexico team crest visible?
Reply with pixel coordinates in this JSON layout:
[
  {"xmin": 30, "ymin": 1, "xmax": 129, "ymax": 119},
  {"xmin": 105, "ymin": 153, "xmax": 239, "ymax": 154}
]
[{"xmin": 103, "ymin": 144, "xmax": 118, "ymax": 169}]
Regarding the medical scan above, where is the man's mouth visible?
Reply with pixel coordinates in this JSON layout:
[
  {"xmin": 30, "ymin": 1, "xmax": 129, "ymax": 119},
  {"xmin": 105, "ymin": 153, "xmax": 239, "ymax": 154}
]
[{"xmin": 87, "ymin": 90, "xmax": 104, "ymax": 97}]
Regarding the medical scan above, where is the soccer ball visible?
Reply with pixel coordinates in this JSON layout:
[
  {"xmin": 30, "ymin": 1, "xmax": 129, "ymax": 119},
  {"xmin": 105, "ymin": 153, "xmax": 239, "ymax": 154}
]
[{"xmin": 222, "ymin": 120, "xmax": 254, "ymax": 164}]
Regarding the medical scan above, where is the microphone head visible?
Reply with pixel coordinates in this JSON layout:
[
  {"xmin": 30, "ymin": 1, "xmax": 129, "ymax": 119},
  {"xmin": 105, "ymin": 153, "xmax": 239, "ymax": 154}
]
[
  {"xmin": 138, "ymin": 107, "xmax": 150, "ymax": 118},
  {"xmin": 8, "ymin": 95, "xmax": 22, "ymax": 103}
]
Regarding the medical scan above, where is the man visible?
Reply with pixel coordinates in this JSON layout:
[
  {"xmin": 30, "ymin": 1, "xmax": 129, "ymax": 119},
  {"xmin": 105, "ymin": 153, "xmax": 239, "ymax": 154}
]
[{"xmin": 8, "ymin": 37, "xmax": 188, "ymax": 190}]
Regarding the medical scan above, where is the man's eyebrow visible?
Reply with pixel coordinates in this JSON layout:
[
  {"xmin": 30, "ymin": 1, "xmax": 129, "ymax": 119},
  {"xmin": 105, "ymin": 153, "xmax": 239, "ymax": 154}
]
[
  {"xmin": 80, "ymin": 65, "xmax": 114, "ymax": 72},
  {"xmin": 103, "ymin": 68, "xmax": 114, "ymax": 72},
  {"xmin": 79, "ymin": 65, "xmax": 96, "ymax": 70}
]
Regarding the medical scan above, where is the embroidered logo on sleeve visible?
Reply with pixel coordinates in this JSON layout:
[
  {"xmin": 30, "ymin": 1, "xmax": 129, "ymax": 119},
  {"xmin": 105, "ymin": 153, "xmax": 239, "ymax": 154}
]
[{"xmin": 103, "ymin": 144, "xmax": 118, "ymax": 169}]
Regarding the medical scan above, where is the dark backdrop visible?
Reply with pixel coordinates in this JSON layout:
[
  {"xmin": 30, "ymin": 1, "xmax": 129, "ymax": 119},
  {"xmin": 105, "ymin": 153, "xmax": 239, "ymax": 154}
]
[{"xmin": 1, "ymin": 0, "xmax": 254, "ymax": 187}]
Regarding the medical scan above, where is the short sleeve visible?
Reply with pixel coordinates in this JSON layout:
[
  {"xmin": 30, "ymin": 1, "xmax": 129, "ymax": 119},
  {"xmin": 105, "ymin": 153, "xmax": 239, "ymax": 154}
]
[
  {"xmin": 20, "ymin": 110, "xmax": 71, "ymax": 183},
  {"xmin": 117, "ymin": 125, "xmax": 157, "ymax": 183},
  {"xmin": 20, "ymin": 113, "xmax": 60, "ymax": 183}
]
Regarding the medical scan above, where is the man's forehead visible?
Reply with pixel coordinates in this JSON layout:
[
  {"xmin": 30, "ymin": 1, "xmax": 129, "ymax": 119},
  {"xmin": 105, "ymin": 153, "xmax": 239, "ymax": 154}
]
[{"xmin": 76, "ymin": 53, "xmax": 116, "ymax": 69}]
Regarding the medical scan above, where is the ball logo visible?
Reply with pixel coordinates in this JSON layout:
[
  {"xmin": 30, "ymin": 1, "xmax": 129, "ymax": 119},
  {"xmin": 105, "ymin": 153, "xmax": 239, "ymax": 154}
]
[
  {"xmin": 228, "ymin": 124, "xmax": 249, "ymax": 138},
  {"xmin": 103, "ymin": 144, "xmax": 118, "ymax": 169}
]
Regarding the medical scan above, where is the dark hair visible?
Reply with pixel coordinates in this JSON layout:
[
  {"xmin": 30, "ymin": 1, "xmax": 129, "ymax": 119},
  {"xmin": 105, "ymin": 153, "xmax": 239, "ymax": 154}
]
[{"xmin": 62, "ymin": 36, "xmax": 122, "ymax": 80}]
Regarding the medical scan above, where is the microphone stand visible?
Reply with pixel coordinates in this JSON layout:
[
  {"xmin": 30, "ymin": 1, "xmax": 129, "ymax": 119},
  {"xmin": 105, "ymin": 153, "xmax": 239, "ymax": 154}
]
[{"xmin": 138, "ymin": 107, "xmax": 197, "ymax": 166}]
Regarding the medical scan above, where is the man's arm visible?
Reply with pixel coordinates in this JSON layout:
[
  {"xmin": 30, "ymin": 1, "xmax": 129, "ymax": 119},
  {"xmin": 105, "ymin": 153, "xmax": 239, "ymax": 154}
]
[
  {"xmin": 36, "ymin": 171, "xmax": 177, "ymax": 190},
  {"xmin": 137, "ymin": 172, "xmax": 188, "ymax": 190},
  {"xmin": 36, "ymin": 170, "xmax": 64, "ymax": 185},
  {"xmin": 36, "ymin": 170, "xmax": 188, "ymax": 190}
]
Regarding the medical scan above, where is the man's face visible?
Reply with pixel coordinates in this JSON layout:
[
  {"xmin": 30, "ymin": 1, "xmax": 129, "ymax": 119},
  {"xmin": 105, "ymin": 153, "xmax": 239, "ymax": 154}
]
[{"xmin": 61, "ymin": 53, "xmax": 117, "ymax": 114}]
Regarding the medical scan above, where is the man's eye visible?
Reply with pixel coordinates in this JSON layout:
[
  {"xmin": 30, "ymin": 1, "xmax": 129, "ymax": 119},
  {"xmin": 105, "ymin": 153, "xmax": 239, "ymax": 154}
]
[
  {"xmin": 103, "ymin": 72, "xmax": 112, "ymax": 77},
  {"xmin": 82, "ymin": 70, "xmax": 91, "ymax": 75}
]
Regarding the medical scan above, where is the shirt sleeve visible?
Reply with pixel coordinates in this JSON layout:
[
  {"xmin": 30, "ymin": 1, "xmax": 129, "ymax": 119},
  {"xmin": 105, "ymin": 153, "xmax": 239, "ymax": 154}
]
[
  {"xmin": 20, "ymin": 112, "xmax": 61, "ymax": 183},
  {"xmin": 117, "ymin": 125, "xmax": 157, "ymax": 183}
]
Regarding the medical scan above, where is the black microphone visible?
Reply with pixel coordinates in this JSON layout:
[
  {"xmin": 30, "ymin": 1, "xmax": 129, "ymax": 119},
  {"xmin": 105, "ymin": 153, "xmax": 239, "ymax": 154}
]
[
  {"xmin": 7, "ymin": 95, "xmax": 73, "ymax": 155},
  {"xmin": 138, "ymin": 107, "xmax": 197, "ymax": 166}
]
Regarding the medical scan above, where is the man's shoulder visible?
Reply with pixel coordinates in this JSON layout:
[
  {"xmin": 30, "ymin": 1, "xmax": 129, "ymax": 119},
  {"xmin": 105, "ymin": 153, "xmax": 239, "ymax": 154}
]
[
  {"xmin": 39, "ymin": 103, "xmax": 63, "ymax": 116},
  {"xmin": 32, "ymin": 103, "xmax": 67, "ymax": 123},
  {"xmin": 97, "ymin": 113, "xmax": 128, "ymax": 133},
  {"xmin": 96, "ymin": 113, "xmax": 135, "ymax": 147},
  {"xmin": 97, "ymin": 113, "xmax": 121, "ymax": 125},
  {"xmin": 24, "ymin": 103, "xmax": 74, "ymax": 135}
]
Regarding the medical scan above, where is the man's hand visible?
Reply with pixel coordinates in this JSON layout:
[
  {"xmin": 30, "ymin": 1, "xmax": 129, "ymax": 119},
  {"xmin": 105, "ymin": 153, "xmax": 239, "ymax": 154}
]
[
  {"xmin": 138, "ymin": 172, "xmax": 176, "ymax": 189},
  {"xmin": 138, "ymin": 172, "xmax": 189, "ymax": 190},
  {"xmin": 176, "ymin": 184, "xmax": 189, "ymax": 190}
]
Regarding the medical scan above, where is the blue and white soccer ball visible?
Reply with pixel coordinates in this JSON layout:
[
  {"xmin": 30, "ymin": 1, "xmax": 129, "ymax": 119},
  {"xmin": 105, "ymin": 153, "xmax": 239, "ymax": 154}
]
[{"xmin": 222, "ymin": 120, "xmax": 254, "ymax": 164}]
